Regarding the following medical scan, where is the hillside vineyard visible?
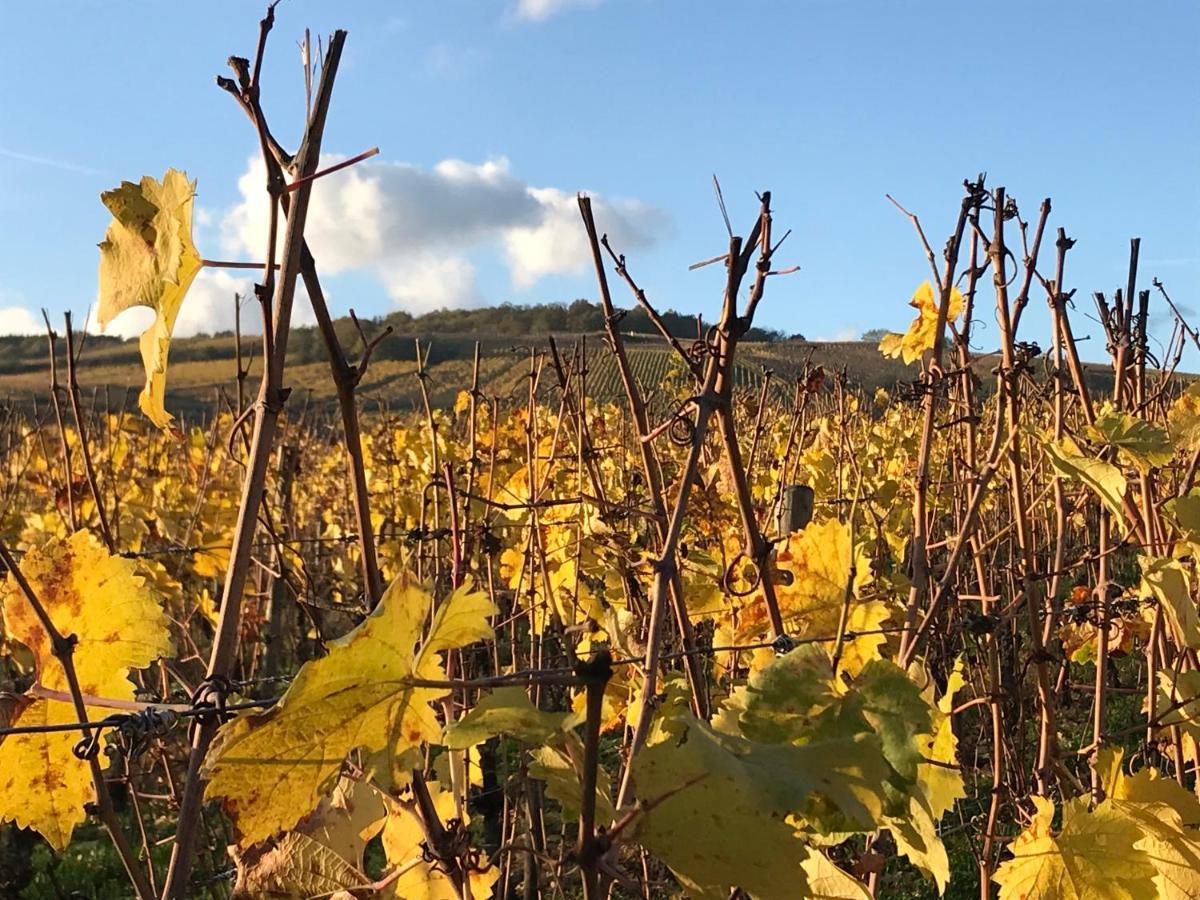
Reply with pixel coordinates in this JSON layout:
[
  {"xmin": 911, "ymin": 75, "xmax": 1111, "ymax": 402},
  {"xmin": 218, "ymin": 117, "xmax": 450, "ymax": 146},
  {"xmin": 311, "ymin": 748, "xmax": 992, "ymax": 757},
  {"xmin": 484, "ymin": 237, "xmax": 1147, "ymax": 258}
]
[{"xmin": 3, "ymin": 8, "xmax": 1200, "ymax": 900}]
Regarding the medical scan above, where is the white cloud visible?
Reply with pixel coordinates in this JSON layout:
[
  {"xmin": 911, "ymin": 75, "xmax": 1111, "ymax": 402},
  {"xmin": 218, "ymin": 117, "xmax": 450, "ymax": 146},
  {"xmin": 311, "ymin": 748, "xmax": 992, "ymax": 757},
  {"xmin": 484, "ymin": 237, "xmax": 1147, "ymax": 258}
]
[
  {"xmin": 174, "ymin": 270, "xmax": 253, "ymax": 336},
  {"xmin": 379, "ymin": 255, "xmax": 481, "ymax": 314},
  {"xmin": 221, "ymin": 154, "xmax": 666, "ymax": 312},
  {"xmin": 504, "ymin": 187, "xmax": 668, "ymax": 288},
  {"xmin": 0, "ymin": 305, "xmax": 41, "ymax": 336},
  {"xmin": 515, "ymin": 0, "xmax": 601, "ymax": 21}
]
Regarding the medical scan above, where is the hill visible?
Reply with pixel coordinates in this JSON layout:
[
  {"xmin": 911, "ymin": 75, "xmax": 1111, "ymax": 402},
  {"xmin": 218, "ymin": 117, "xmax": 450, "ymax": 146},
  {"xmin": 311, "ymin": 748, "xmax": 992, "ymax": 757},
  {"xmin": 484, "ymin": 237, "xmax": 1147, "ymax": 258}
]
[{"xmin": 0, "ymin": 300, "xmax": 1119, "ymax": 422}]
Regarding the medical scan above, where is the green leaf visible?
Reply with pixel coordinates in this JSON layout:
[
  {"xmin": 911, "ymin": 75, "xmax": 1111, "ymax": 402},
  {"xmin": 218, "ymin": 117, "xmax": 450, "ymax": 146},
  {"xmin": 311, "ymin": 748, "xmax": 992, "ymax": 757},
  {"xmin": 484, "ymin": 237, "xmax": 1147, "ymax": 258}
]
[
  {"xmin": 442, "ymin": 686, "xmax": 573, "ymax": 749},
  {"xmin": 1088, "ymin": 402, "xmax": 1174, "ymax": 473},
  {"xmin": 849, "ymin": 660, "xmax": 932, "ymax": 781},
  {"xmin": 731, "ymin": 644, "xmax": 838, "ymax": 744},
  {"xmin": 1044, "ymin": 436, "xmax": 1126, "ymax": 522}
]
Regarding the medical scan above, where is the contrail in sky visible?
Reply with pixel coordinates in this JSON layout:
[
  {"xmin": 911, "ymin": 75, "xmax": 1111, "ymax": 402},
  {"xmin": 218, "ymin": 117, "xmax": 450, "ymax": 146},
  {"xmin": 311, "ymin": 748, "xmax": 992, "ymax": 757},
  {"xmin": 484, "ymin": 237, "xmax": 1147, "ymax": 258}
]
[{"xmin": 0, "ymin": 146, "xmax": 101, "ymax": 176}]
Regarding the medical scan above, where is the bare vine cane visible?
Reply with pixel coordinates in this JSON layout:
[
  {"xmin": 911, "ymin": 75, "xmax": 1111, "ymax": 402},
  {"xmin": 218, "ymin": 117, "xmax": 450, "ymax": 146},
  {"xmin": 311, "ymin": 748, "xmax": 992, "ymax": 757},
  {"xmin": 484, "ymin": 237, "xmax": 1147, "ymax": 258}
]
[
  {"xmin": 0, "ymin": 540, "xmax": 155, "ymax": 899},
  {"xmin": 63, "ymin": 312, "xmax": 116, "ymax": 551},
  {"xmin": 586, "ymin": 190, "xmax": 776, "ymax": 810},
  {"xmin": 215, "ymin": 14, "xmax": 387, "ymax": 611},
  {"xmin": 711, "ymin": 191, "xmax": 789, "ymax": 642},
  {"xmin": 895, "ymin": 177, "xmax": 981, "ymax": 665},
  {"xmin": 161, "ymin": 24, "xmax": 347, "ymax": 898},
  {"xmin": 41, "ymin": 312, "xmax": 78, "ymax": 533},
  {"xmin": 578, "ymin": 195, "xmax": 710, "ymax": 722},
  {"xmin": 989, "ymin": 186, "xmax": 1059, "ymax": 797}
]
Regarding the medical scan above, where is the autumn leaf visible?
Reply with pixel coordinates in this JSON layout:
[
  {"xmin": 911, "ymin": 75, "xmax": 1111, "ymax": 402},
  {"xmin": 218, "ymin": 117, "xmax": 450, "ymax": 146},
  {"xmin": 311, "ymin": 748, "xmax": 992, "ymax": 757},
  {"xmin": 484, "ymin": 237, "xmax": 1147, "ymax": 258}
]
[
  {"xmin": 97, "ymin": 168, "xmax": 201, "ymax": 430},
  {"xmin": 1043, "ymin": 435, "xmax": 1127, "ymax": 524},
  {"xmin": 739, "ymin": 518, "xmax": 880, "ymax": 672},
  {"xmin": 528, "ymin": 737, "xmax": 616, "ymax": 825},
  {"xmin": 1165, "ymin": 489, "xmax": 1200, "ymax": 542},
  {"xmin": 878, "ymin": 281, "xmax": 965, "ymax": 365},
  {"xmin": 1168, "ymin": 383, "xmax": 1200, "ymax": 451},
  {"xmin": 1090, "ymin": 749, "xmax": 1200, "ymax": 898},
  {"xmin": 799, "ymin": 847, "xmax": 872, "ymax": 899},
  {"xmin": 992, "ymin": 795, "xmax": 1157, "ymax": 900},
  {"xmin": 442, "ymin": 686, "xmax": 574, "ymax": 749},
  {"xmin": 633, "ymin": 677, "xmax": 893, "ymax": 899},
  {"xmin": 1140, "ymin": 555, "xmax": 1200, "ymax": 650},
  {"xmin": 229, "ymin": 776, "xmax": 388, "ymax": 898},
  {"xmin": 0, "ymin": 530, "xmax": 172, "ymax": 849},
  {"xmin": 204, "ymin": 574, "xmax": 496, "ymax": 847},
  {"xmin": 230, "ymin": 832, "xmax": 371, "ymax": 899},
  {"xmin": 1088, "ymin": 402, "xmax": 1174, "ymax": 473}
]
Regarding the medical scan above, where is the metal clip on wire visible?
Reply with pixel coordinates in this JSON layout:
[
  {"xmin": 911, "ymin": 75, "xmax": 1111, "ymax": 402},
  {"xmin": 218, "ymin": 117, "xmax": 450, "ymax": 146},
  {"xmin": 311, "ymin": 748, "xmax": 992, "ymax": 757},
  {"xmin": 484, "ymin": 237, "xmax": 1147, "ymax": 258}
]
[{"xmin": 188, "ymin": 674, "xmax": 235, "ymax": 743}]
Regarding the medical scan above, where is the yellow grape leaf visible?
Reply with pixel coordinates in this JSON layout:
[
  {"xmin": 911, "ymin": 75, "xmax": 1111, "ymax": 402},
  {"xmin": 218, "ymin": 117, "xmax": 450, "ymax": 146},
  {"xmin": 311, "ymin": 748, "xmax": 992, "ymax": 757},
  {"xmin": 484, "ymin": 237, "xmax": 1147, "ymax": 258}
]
[
  {"xmin": 914, "ymin": 657, "xmax": 966, "ymax": 822},
  {"xmin": 1094, "ymin": 749, "xmax": 1200, "ymax": 900},
  {"xmin": 1043, "ymin": 436, "xmax": 1127, "ymax": 524},
  {"xmin": 878, "ymin": 281, "xmax": 965, "ymax": 365},
  {"xmin": 380, "ymin": 780, "xmax": 499, "ymax": 900},
  {"xmin": 442, "ymin": 686, "xmax": 573, "ymax": 749},
  {"xmin": 97, "ymin": 168, "xmax": 201, "ymax": 430},
  {"xmin": 1140, "ymin": 555, "xmax": 1200, "ymax": 650},
  {"xmin": 1164, "ymin": 490, "xmax": 1200, "ymax": 542},
  {"xmin": 888, "ymin": 796, "xmax": 950, "ymax": 895},
  {"xmin": 886, "ymin": 660, "xmax": 965, "ymax": 892},
  {"xmin": 0, "ymin": 530, "xmax": 172, "ymax": 849},
  {"xmin": 1157, "ymin": 669, "xmax": 1200, "ymax": 742},
  {"xmin": 835, "ymin": 599, "xmax": 893, "ymax": 679},
  {"xmin": 993, "ymin": 795, "xmax": 1156, "ymax": 900},
  {"xmin": 799, "ymin": 846, "xmax": 871, "ymax": 899},
  {"xmin": 743, "ymin": 518, "xmax": 873, "ymax": 645},
  {"xmin": 1088, "ymin": 402, "xmax": 1174, "ymax": 473},
  {"xmin": 204, "ymin": 575, "xmax": 496, "ymax": 847},
  {"xmin": 634, "ymin": 697, "xmax": 890, "ymax": 899},
  {"xmin": 229, "ymin": 776, "xmax": 388, "ymax": 898},
  {"xmin": 1168, "ymin": 383, "xmax": 1200, "ymax": 451},
  {"xmin": 300, "ymin": 776, "xmax": 388, "ymax": 871}
]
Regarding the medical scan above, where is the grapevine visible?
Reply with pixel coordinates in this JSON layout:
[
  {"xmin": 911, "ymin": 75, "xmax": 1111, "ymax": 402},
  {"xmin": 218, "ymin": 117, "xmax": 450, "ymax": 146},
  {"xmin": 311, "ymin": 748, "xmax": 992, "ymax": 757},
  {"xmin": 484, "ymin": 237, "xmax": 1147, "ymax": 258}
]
[{"xmin": 2, "ymin": 7, "xmax": 1200, "ymax": 900}]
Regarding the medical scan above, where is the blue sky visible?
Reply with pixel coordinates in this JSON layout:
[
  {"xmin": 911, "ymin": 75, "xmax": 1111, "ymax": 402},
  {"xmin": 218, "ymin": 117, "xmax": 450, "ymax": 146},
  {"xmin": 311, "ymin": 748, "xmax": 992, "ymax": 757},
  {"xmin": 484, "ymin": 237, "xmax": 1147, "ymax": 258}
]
[{"xmin": 1, "ymin": 0, "xmax": 1196, "ymax": 365}]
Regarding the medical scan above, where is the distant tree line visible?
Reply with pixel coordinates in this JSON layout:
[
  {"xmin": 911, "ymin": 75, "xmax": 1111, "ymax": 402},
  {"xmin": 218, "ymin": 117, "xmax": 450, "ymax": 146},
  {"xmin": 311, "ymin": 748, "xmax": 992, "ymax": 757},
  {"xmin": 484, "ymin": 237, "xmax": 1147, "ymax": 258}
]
[
  {"xmin": 0, "ymin": 300, "xmax": 796, "ymax": 376},
  {"xmin": 379, "ymin": 299, "xmax": 790, "ymax": 342}
]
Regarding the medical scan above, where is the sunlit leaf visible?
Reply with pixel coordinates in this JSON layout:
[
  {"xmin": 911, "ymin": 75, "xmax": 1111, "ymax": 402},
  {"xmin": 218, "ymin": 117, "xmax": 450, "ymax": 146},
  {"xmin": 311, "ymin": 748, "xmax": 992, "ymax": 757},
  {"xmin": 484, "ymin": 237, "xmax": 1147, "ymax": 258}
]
[
  {"xmin": 1140, "ymin": 555, "xmax": 1200, "ymax": 650},
  {"xmin": 877, "ymin": 281, "xmax": 965, "ymax": 365},
  {"xmin": 97, "ymin": 169, "xmax": 201, "ymax": 430},
  {"xmin": 993, "ymin": 795, "xmax": 1156, "ymax": 900},
  {"xmin": 1088, "ymin": 403, "xmax": 1174, "ymax": 473},
  {"xmin": 0, "ymin": 530, "xmax": 172, "ymax": 849},
  {"xmin": 204, "ymin": 574, "xmax": 496, "ymax": 847}
]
